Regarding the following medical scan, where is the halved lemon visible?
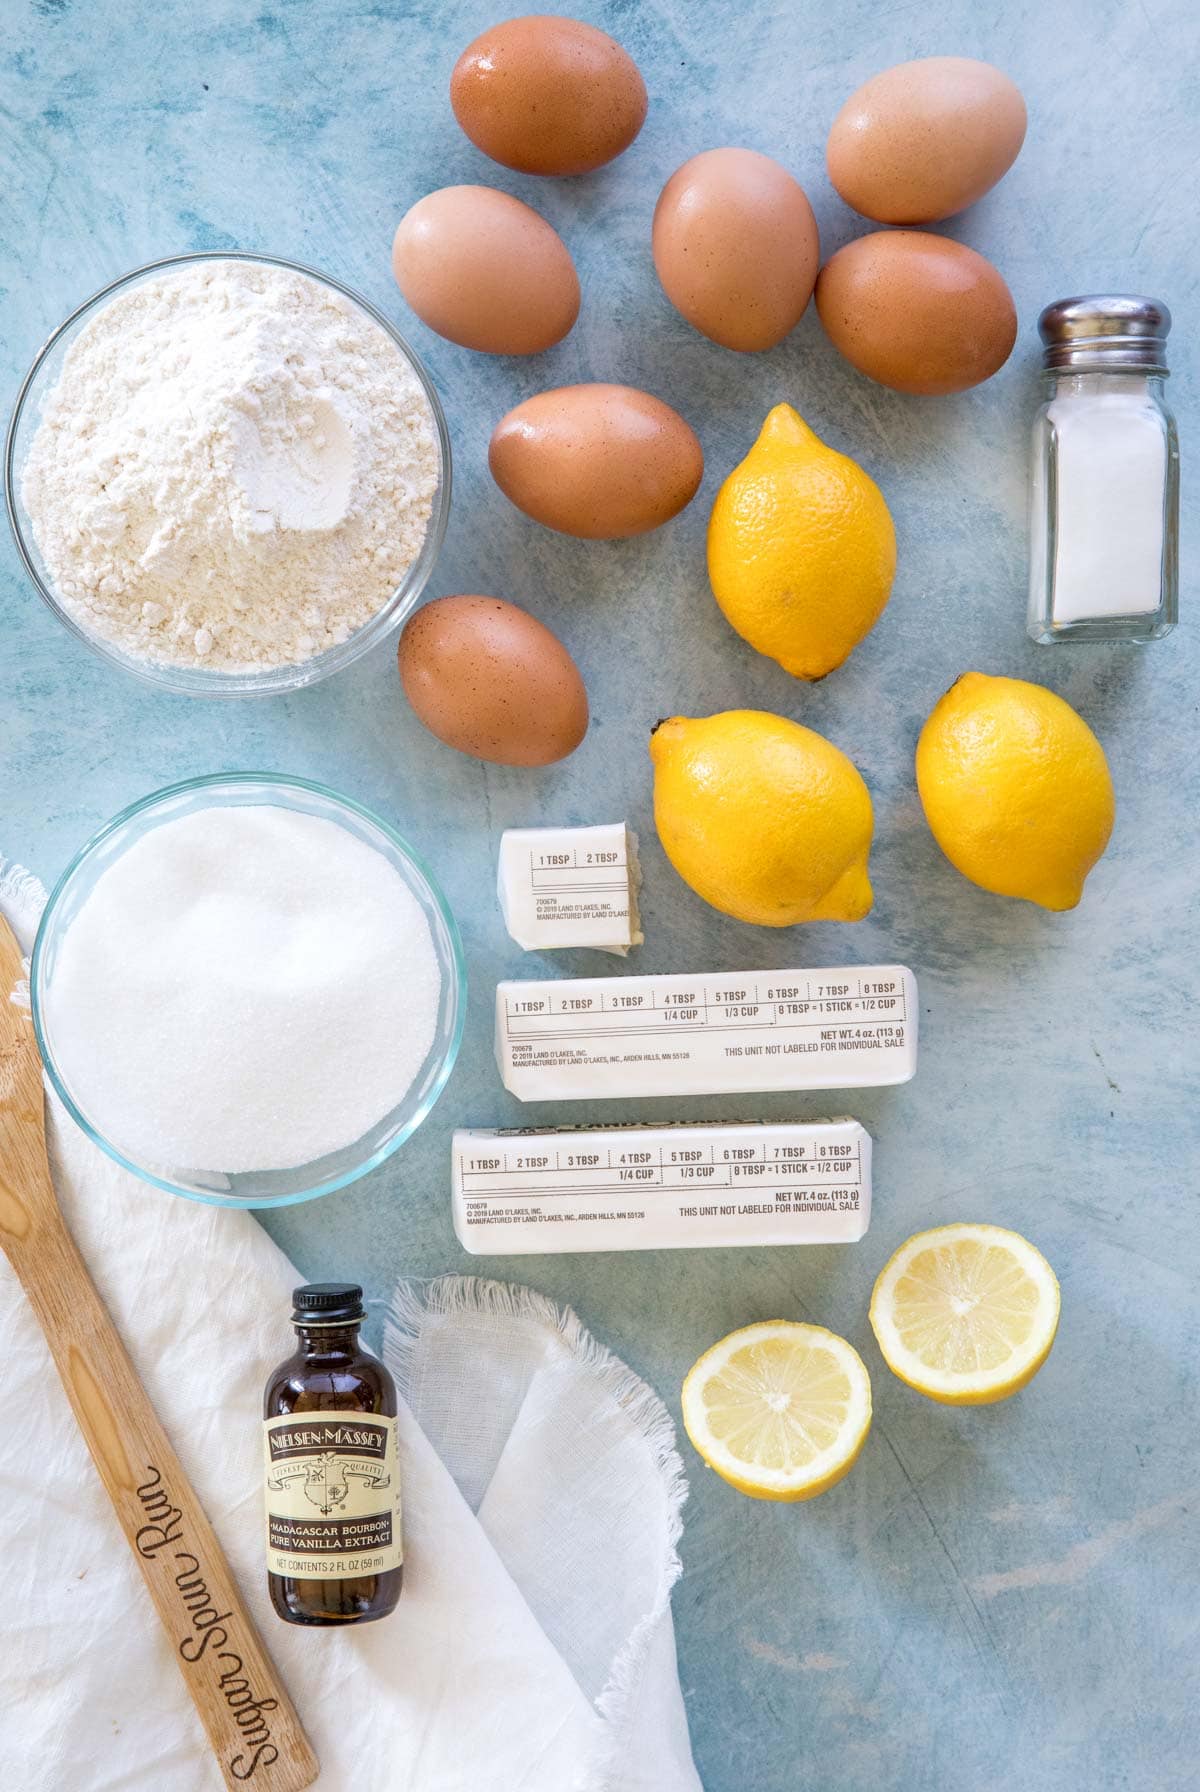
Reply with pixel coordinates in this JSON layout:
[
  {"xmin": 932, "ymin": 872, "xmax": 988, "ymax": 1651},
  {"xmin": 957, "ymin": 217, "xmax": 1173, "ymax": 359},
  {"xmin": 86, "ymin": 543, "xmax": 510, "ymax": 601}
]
[
  {"xmin": 681, "ymin": 1320, "xmax": 872, "ymax": 1501},
  {"xmin": 869, "ymin": 1223, "xmax": 1060, "ymax": 1405}
]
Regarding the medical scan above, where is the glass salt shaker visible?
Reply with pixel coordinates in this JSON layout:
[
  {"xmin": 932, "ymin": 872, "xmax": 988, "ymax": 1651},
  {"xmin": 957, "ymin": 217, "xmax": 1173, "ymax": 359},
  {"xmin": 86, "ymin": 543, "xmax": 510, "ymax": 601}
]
[{"xmin": 1028, "ymin": 295, "xmax": 1178, "ymax": 644}]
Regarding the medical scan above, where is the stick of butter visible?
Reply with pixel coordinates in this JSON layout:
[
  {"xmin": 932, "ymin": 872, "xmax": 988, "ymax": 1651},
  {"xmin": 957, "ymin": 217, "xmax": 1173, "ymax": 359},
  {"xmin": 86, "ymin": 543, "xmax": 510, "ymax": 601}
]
[
  {"xmin": 495, "ymin": 964, "xmax": 917, "ymax": 1101},
  {"xmin": 497, "ymin": 823, "xmax": 643, "ymax": 954},
  {"xmin": 453, "ymin": 1119, "xmax": 871, "ymax": 1255}
]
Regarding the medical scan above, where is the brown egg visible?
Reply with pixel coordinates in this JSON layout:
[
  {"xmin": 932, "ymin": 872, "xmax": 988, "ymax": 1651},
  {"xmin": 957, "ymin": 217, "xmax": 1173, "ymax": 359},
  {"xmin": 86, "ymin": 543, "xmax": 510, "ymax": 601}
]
[
  {"xmin": 827, "ymin": 57, "xmax": 1026, "ymax": 224},
  {"xmin": 392, "ymin": 186, "xmax": 579, "ymax": 355},
  {"xmin": 652, "ymin": 148, "xmax": 820, "ymax": 352},
  {"xmin": 451, "ymin": 15, "xmax": 647, "ymax": 177},
  {"xmin": 815, "ymin": 232, "xmax": 1017, "ymax": 395},
  {"xmin": 489, "ymin": 384, "xmax": 703, "ymax": 538},
  {"xmin": 399, "ymin": 595, "xmax": 588, "ymax": 766}
]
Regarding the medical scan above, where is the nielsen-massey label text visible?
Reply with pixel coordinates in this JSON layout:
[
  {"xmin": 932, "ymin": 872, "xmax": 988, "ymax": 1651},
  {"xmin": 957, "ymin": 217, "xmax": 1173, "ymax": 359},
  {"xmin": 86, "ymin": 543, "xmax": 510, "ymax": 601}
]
[{"xmin": 263, "ymin": 1413, "xmax": 403, "ymax": 1579}]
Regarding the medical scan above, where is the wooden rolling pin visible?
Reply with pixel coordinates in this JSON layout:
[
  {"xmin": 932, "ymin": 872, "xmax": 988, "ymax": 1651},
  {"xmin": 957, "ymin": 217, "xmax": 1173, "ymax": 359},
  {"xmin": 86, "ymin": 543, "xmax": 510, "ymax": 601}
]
[{"xmin": 0, "ymin": 914, "xmax": 319, "ymax": 1791}]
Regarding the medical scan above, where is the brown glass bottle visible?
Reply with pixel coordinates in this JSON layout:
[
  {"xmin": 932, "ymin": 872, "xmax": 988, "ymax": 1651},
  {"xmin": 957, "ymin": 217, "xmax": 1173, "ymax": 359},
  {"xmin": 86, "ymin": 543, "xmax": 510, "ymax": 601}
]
[{"xmin": 263, "ymin": 1284, "xmax": 403, "ymax": 1627}]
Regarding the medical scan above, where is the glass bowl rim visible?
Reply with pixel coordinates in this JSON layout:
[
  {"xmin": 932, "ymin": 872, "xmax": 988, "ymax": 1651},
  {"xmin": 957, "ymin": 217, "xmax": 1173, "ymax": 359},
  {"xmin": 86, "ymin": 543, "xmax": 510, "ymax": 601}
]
[
  {"xmin": 30, "ymin": 771, "xmax": 468, "ymax": 1207},
  {"xmin": 4, "ymin": 248, "xmax": 452, "ymax": 699}
]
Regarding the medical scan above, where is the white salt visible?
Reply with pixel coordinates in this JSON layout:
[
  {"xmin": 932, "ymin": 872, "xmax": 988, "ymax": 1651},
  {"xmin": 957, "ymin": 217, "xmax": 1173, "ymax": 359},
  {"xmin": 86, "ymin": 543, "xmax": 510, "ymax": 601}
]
[
  {"xmin": 45, "ymin": 805, "xmax": 442, "ymax": 1172},
  {"xmin": 1045, "ymin": 386, "xmax": 1166, "ymax": 620}
]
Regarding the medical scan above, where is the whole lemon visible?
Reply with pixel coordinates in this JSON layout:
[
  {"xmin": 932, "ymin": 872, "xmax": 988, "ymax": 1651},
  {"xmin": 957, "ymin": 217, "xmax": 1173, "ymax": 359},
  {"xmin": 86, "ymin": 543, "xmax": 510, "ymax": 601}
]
[
  {"xmin": 916, "ymin": 672, "xmax": 1115, "ymax": 910},
  {"xmin": 650, "ymin": 709, "xmax": 874, "ymax": 925},
  {"xmin": 707, "ymin": 404, "xmax": 896, "ymax": 680}
]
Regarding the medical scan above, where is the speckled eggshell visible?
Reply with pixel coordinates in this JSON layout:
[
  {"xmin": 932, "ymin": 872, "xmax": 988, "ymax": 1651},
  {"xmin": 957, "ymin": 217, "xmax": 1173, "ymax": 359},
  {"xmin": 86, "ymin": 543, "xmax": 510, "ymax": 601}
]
[
  {"xmin": 827, "ymin": 57, "xmax": 1027, "ymax": 224},
  {"xmin": 392, "ymin": 185, "xmax": 580, "ymax": 355},
  {"xmin": 489, "ymin": 383, "xmax": 704, "ymax": 538},
  {"xmin": 398, "ymin": 595, "xmax": 588, "ymax": 766},
  {"xmin": 450, "ymin": 15, "xmax": 648, "ymax": 176},
  {"xmin": 815, "ymin": 232, "xmax": 1017, "ymax": 395},
  {"xmin": 652, "ymin": 148, "xmax": 820, "ymax": 352}
]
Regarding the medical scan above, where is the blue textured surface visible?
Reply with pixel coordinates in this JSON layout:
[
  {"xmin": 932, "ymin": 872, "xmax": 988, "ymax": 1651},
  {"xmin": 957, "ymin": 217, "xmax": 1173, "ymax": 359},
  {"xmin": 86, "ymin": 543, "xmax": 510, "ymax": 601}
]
[{"xmin": 2, "ymin": 4, "xmax": 1198, "ymax": 1788}]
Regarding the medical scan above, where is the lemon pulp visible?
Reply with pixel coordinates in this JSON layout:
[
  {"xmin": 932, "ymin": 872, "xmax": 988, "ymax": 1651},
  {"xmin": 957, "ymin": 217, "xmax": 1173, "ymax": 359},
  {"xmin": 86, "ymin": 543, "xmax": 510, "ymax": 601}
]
[
  {"xmin": 870, "ymin": 1223, "xmax": 1061, "ymax": 1405},
  {"xmin": 682, "ymin": 1321, "xmax": 872, "ymax": 1500}
]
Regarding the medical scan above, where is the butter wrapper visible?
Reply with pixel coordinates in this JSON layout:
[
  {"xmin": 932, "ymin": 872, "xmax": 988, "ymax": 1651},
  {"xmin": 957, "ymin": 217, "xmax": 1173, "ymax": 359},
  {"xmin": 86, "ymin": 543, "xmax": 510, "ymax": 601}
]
[
  {"xmin": 497, "ymin": 823, "xmax": 642, "ymax": 955},
  {"xmin": 495, "ymin": 964, "xmax": 917, "ymax": 1101},
  {"xmin": 452, "ymin": 1119, "xmax": 872, "ymax": 1255}
]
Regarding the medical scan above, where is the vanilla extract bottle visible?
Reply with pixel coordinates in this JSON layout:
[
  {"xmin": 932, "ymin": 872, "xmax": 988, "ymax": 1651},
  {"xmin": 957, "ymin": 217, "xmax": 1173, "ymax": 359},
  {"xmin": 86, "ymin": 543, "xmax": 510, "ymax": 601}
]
[{"xmin": 263, "ymin": 1284, "xmax": 403, "ymax": 1626}]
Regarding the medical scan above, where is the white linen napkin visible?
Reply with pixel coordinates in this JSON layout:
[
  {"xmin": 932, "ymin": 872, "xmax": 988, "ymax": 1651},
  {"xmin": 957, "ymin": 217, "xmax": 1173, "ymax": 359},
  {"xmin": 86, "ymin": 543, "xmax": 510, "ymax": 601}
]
[{"xmin": 0, "ymin": 857, "xmax": 699, "ymax": 1792}]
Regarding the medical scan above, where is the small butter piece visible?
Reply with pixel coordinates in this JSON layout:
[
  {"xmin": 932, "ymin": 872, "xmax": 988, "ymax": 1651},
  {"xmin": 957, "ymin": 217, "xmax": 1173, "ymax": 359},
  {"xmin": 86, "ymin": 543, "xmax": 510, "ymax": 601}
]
[
  {"xmin": 497, "ymin": 823, "xmax": 643, "ymax": 955},
  {"xmin": 495, "ymin": 964, "xmax": 917, "ymax": 1101},
  {"xmin": 453, "ymin": 1119, "xmax": 871, "ymax": 1254}
]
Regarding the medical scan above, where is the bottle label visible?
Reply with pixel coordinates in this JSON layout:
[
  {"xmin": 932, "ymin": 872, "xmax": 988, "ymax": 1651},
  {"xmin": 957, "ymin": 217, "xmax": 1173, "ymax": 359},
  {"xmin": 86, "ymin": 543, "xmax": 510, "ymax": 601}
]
[{"xmin": 263, "ymin": 1412, "xmax": 403, "ymax": 1579}]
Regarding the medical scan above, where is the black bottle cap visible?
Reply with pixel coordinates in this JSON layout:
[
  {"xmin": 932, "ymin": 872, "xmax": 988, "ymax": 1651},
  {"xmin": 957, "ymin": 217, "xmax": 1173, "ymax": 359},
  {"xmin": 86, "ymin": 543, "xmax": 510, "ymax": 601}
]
[{"xmin": 292, "ymin": 1283, "xmax": 365, "ymax": 1324}]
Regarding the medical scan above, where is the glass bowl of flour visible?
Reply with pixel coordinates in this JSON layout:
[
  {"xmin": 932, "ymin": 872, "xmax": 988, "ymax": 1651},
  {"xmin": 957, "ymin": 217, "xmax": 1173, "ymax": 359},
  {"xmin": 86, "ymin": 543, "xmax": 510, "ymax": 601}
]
[
  {"xmin": 6, "ymin": 252, "xmax": 451, "ymax": 696},
  {"xmin": 32, "ymin": 774, "xmax": 466, "ymax": 1205}
]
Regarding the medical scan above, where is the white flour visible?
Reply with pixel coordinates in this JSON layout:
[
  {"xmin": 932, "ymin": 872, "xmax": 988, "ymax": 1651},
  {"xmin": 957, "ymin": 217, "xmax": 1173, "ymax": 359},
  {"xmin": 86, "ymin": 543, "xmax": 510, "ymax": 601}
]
[
  {"xmin": 42, "ymin": 805, "xmax": 443, "ymax": 1172},
  {"xmin": 22, "ymin": 260, "xmax": 438, "ymax": 672}
]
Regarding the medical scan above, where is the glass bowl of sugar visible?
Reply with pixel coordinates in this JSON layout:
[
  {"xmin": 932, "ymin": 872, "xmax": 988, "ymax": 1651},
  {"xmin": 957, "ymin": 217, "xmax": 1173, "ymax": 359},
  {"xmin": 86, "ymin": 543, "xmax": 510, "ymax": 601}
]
[
  {"xmin": 5, "ymin": 250, "xmax": 451, "ymax": 697},
  {"xmin": 31, "ymin": 774, "xmax": 466, "ymax": 1206}
]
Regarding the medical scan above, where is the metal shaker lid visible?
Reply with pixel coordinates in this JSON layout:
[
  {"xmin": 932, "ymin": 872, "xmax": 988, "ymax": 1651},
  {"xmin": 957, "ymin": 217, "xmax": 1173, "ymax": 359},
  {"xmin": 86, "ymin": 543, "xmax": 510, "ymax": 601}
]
[{"xmin": 1039, "ymin": 295, "xmax": 1171, "ymax": 373}]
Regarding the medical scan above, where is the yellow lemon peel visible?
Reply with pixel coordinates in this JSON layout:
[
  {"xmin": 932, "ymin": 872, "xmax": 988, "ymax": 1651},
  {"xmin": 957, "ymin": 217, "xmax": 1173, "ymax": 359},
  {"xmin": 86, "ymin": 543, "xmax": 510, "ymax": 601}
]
[
  {"xmin": 916, "ymin": 671, "xmax": 1114, "ymax": 910},
  {"xmin": 650, "ymin": 709, "xmax": 873, "ymax": 926},
  {"xmin": 707, "ymin": 404, "xmax": 896, "ymax": 680}
]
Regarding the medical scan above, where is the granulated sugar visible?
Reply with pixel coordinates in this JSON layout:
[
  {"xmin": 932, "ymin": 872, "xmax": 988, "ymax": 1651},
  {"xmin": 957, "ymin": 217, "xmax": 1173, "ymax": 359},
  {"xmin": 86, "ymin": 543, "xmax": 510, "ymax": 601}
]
[
  {"xmin": 22, "ymin": 259, "xmax": 438, "ymax": 672},
  {"xmin": 43, "ymin": 805, "xmax": 442, "ymax": 1172}
]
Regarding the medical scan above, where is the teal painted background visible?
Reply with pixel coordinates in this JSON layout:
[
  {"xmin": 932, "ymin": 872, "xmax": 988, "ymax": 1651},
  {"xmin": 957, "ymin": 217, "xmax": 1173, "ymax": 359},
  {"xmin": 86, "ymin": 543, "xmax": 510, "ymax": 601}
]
[{"xmin": 2, "ymin": 3, "xmax": 1197, "ymax": 1787}]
